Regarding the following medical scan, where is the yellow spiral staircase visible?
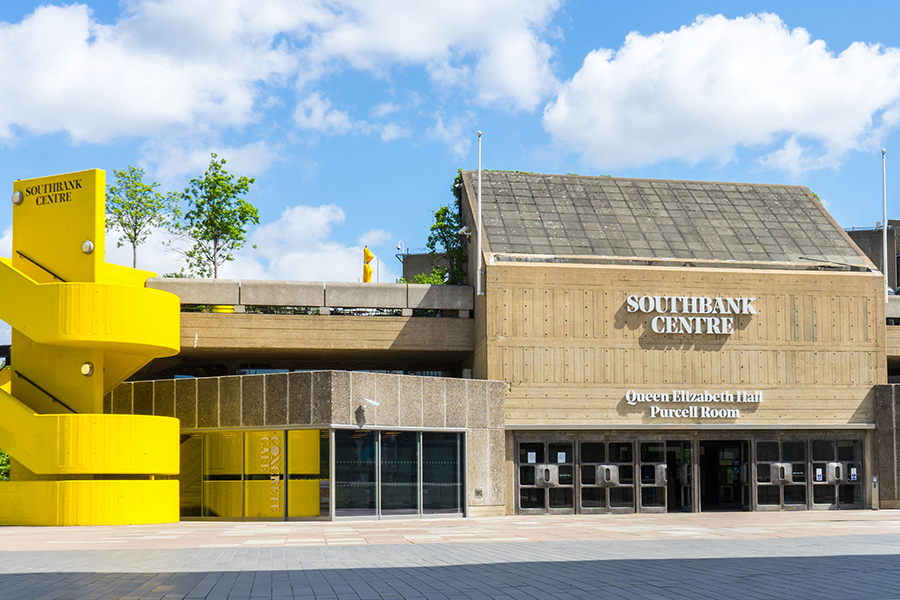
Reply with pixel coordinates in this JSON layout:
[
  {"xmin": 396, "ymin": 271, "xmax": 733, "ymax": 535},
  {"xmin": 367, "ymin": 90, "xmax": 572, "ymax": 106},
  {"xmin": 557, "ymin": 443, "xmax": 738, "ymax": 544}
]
[{"xmin": 0, "ymin": 169, "xmax": 181, "ymax": 525}]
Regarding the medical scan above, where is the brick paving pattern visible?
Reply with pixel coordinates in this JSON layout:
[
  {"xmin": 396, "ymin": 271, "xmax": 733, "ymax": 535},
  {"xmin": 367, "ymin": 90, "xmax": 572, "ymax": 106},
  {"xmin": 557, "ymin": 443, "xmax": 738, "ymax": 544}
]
[{"xmin": 1, "ymin": 512, "xmax": 900, "ymax": 599}]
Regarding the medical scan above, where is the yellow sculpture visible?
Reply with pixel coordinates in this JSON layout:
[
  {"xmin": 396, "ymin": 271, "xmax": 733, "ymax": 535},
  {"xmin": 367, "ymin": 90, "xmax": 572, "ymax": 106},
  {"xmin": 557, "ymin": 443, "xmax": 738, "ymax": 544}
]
[{"xmin": 0, "ymin": 169, "xmax": 181, "ymax": 525}]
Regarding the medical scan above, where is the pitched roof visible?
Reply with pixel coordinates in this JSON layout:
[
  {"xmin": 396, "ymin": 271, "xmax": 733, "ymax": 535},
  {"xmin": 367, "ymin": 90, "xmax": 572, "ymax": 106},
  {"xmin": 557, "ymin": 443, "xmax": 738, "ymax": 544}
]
[{"xmin": 462, "ymin": 171, "xmax": 867, "ymax": 267}]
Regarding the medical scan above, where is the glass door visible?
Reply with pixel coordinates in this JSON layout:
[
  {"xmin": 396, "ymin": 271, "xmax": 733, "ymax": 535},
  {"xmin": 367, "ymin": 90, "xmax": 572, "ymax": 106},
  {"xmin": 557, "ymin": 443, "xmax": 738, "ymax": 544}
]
[
  {"xmin": 639, "ymin": 441, "xmax": 667, "ymax": 513},
  {"xmin": 578, "ymin": 441, "xmax": 636, "ymax": 514},
  {"xmin": 244, "ymin": 431, "xmax": 285, "ymax": 519},
  {"xmin": 517, "ymin": 441, "xmax": 575, "ymax": 514},
  {"xmin": 334, "ymin": 429, "xmax": 377, "ymax": 517},
  {"xmin": 812, "ymin": 439, "xmax": 863, "ymax": 509},
  {"xmin": 380, "ymin": 431, "xmax": 419, "ymax": 516},
  {"xmin": 754, "ymin": 440, "xmax": 808, "ymax": 511}
]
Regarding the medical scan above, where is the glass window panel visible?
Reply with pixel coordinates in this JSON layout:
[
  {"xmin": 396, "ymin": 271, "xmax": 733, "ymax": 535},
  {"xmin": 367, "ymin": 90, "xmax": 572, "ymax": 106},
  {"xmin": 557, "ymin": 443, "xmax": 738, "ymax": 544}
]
[
  {"xmin": 618, "ymin": 465, "xmax": 634, "ymax": 485},
  {"xmin": 783, "ymin": 485, "xmax": 807, "ymax": 505},
  {"xmin": 520, "ymin": 488, "xmax": 544, "ymax": 509},
  {"xmin": 640, "ymin": 465, "xmax": 656, "ymax": 484},
  {"xmin": 641, "ymin": 486, "xmax": 665, "ymax": 507},
  {"xmin": 609, "ymin": 486, "xmax": 634, "ymax": 508},
  {"xmin": 520, "ymin": 466, "xmax": 536, "ymax": 486},
  {"xmin": 839, "ymin": 484, "xmax": 861, "ymax": 505},
  {"xmin": 814, "ymin": 484, "xmax": 836, "ymax": 505},
  {"xmin": 288, "ymin": 430, "xmax": 330, "ymax": 518},
  {"xmin": 334, "ymin": 430, "xmax": 377, "ymax": 517},
  {"xmin": 838, "ymin": 440, "xmax": 862, "ymax": 462},
  {"xmin": 640, "ymin": 442, "xmax": 664, "ymax": 463},
  {"xmin": 519, "ymin": 443, "xmax": 544, "ymax": 464},
  {"xmin": 783, "ymin": 441, "xmax": 805, "ymax": 463},
  {"xmin": 581, "ymin": 487, "xmax": 606, "ymax": 508},
  {"xmin": 380, "ymin": 431, "xmax": 419, "ymax": 515},
  {"xmin": 202, "ymin": 432, "xmax": 243, "ymax": 518},
  {"xmin": 423, "ymin": 432, "xmax": 462, "ymax": 515},
  {"xmin": 179, "ymin": 434, "xmax": 203, "ymax": 518},
  {"xmin": 549, "ymin": 443, "xmax": 572, "ymax": 464},
  {"xmin": 581, "ymin": 442, "xmax": 605, "ymax": 463},
  {"xmin": 581, "ymin": 465, "xmax": 596, "ymax": 486},
  {"xmin": 791, "ymin": 463, "xmax": 806, "ymax": 483},
  {"xmin": 757, "ymin": 485, "xmax": 780, "ymax": 505},
  {"xmin": 756, "ymin": 464, "xmax": 771, "ymax": 484},
  {"xmin": 549, "ymin": 487, "xmax": 573, "ymax": 508},
  {"xmin": 812, "ymin": 440, "xmax": 835, "ymax": 462},
  {"xmin": 609, "ymin": 443, "xmax": 633, "ymax": 464},
  {"xmin": 558, "ymin": 465, "xmax": 574, "ymax": 486},
  {"xmin": 756, "ymin": 442, "xmax": 779, "ymax": 462},
  {"xmin": 244, "ymin": 431, "xmax": 285, "ymax": 519}
]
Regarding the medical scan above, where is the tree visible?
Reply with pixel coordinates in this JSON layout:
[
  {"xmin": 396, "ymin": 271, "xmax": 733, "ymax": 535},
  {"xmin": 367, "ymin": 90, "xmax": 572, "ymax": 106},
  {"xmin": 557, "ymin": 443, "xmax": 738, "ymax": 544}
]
[
  {"xmin": 172, "ymin": 153, "xmax": 259, "ymax": 278},
  {"xmin": 106, "ymin": 166, "xmax": 173, "ymax": 268},
  {"xmin": 418, "ymin": 169, "xmax": 468, "ymax": 285},
  {"xmin": 0, "ymin": 448, "xmax": 8, "ymax": 481}
]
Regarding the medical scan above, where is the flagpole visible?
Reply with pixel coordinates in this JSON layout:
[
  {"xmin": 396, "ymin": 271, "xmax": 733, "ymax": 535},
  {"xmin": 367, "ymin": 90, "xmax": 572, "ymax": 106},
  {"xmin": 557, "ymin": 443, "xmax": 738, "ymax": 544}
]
[
  {"xmin": 477, "ymin": 131, "xmax": 483, "ymax": 296},
  {"xmin": 884, "ymin": 148, "xmax": 889, "ymax": 303}
]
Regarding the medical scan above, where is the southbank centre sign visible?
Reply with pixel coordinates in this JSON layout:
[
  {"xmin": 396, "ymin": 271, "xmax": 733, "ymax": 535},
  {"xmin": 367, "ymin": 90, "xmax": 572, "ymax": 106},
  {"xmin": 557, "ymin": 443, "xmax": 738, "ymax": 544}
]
[{"xmin": 625, "ymin": 294, "xmax": 758, "ymax": 335}]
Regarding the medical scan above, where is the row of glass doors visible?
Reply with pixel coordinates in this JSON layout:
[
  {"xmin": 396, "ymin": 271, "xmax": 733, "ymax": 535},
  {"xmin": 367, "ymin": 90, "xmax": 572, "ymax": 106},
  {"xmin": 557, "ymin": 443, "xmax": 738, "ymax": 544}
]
[{"xmin": 516, "ymin": 437, "xmax": 864, "ymax": 514}]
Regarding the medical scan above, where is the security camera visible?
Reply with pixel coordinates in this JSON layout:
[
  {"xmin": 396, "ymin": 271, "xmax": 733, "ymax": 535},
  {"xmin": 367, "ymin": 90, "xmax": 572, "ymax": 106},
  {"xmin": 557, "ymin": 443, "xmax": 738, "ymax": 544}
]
[
  {"xmin": 362, "ymin": 398, "xmax": 380, "ymax": 410},
  {"xmin": 457, "ymin": 226, "xmax": 471, "ymax": 238},
  {"xmin": 396, "ymin": 242, "xmax": 402, "ymax": 250}
]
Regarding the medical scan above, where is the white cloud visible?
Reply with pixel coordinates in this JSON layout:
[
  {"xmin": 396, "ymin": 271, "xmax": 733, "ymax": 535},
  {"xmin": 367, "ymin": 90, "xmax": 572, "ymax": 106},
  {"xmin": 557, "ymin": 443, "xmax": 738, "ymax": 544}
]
[
  {"xmin": 380, "ymin": 122, "xmax": 411, "ymax": 142},
  {"xmin": 143, "ymin": 140, "xmax": 281, "ymax": 183},
  {"xmin": 219, "ymin": 204, "xmax": 398, "ymax": 282},
  {"xmin": 105, "ymin": 225, "xmax": 184, "ymax": 275},
  {"xmin": 428, "ymin": 113, "xmax": 474, "ymax": 159},
  {"xmin": 294, "ymin": 92, "xmax": 363, "ymax": 134},
  {"xmin": 0, "ymin": 227, "xmax": 10, "ymax": 258},
  {"xmin": 0, "ymin": 3, "xmax": 297, "ymax": 143},
  {"xmin": 371, "ymin": 102, "xmax": 400, "ymax": 118},
  {"xmin": 0, "ymin": 0, "xmax": 563, "ymax": 147},
  {"xmin": 543, "ymin": 13, "xmax": 900, "ymax": 174}
]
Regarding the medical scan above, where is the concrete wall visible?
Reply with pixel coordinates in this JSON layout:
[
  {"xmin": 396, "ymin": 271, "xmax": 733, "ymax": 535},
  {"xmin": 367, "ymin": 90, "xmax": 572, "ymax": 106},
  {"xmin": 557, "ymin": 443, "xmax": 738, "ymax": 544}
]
[
  {"xmin": 875, "ymin": 384, "xmax": 900, "ymax": 508},
  {"xmin": 402, "ymin": 253, "xmax": 450, "ymax": 281},
  {"xmin": 147, "ymin": 278, "xmax": 474, "ymax": 313},
  {"xmin": 110, "ymin": 371, "xmax": 506, "ymax": 517},
  {"xmin": 847, "ymin": 226, "xmax": 900, "ymax": 290}
]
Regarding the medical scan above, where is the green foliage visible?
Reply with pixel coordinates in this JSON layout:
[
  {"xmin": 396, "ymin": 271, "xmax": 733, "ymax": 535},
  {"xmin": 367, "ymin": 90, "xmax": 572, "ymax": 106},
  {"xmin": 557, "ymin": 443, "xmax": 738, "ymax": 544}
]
[
  {"xmin": 172, "ymin": 153, "xmax": 259, "ymax": 278},
  {"xmin": 419, "ymin": 170, "xmax": 467, "ymax": 285},
  {"xmin": 106, "ymin": 166, "xmax": 175, "ymax": 268},
  {"xmin": 397, "ymin": 268, "xmax": 448, "ymax": 285},
  {"xmin": 0, "ymin": 449, "xmax": 8, "ymax": 481}
]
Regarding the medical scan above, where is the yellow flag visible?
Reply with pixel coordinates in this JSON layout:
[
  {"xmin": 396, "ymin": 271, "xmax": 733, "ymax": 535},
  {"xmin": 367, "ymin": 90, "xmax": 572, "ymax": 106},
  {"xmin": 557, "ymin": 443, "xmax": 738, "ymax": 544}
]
[{"xmin": 363, "ymin": 246, "xmax": 374, "ymax": 282}]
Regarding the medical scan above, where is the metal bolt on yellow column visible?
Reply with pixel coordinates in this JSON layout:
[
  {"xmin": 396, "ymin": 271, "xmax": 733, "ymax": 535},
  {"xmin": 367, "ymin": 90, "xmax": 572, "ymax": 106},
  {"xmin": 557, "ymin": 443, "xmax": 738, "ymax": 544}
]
[{"xmin": 0, "ymin": 169, "xmax": 182, "ymax": 526}]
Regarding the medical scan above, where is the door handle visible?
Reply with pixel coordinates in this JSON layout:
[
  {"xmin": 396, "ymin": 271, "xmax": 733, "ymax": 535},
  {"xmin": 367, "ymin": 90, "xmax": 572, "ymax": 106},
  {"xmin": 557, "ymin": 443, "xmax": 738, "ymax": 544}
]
[
  {"xmin": 604, "ymin": 467, "xmax": 611, "ymax": 483},
  {"xmin": 544, "ymin": 468, "xmax": 551, "ymax": 483},
  {"xmin": 835, "ymin": 465, "xmax": 841, "ymax": 481}
]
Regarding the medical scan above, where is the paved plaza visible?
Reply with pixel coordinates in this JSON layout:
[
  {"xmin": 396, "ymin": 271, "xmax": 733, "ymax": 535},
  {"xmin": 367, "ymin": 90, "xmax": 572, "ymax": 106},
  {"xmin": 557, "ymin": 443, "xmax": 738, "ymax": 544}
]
[{"xmin": 1, "ymin": 511, "xmax": 900, "ymax": 599}]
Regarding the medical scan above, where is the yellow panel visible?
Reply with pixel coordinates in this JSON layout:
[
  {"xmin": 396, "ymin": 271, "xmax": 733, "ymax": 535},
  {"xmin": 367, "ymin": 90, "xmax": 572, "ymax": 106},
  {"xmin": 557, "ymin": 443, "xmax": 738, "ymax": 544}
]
[
  {"xmin": 244, "ymin": 431, "xmax": 284, "ymax": 518},
  {"xmin": 12, "ymin": 170, "xmax": 104, "ymax": 284},
  {"xmin": 288, "ymin": 430, "xmax": 320, "ymax": 475},
  {"xmin": 244, "ymin": 479, "xmax": 284, "ymax": 519},
  {"xmin": 0, "ymin": 480, "xmax": 179, "ymax": 526},
  {"xmin": 204, "ymin": 432, "xmax": 242, "ymax": 476},
  {"xmin": 203, "ymin": 481, "xmax": 242, "ymax": 518},
  {"xmin": 288, "ymin": 480, "xmax": 321, "ymax": 518}
]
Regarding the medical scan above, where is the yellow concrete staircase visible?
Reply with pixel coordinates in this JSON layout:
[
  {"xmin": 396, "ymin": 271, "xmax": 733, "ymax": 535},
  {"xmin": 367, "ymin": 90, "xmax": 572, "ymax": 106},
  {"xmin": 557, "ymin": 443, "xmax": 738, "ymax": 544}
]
[{"xmin": 0, "ymin": 169, "xmax": 182, "ymax": 525}]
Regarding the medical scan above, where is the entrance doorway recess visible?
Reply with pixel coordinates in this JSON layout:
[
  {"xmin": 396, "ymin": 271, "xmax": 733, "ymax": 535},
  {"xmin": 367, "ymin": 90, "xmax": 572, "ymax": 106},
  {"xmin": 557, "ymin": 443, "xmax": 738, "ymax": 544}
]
[{"xmin": 699, "ymin": 441, "xmax": 748, "ymax": 511}]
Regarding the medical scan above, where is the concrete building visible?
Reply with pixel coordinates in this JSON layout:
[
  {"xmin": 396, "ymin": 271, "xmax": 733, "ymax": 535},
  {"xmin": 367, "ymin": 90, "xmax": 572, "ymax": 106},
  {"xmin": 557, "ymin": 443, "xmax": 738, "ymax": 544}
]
[{"xmin": 112, "ymin": 171, "xmax": 900, "ymax": 518}]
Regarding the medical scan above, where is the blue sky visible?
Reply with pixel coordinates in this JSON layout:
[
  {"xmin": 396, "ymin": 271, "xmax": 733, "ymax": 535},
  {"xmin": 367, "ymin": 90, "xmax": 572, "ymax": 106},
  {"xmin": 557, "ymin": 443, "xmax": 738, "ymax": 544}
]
[{"xmin": 2, "ymin": 0, "xmax": 900, "ymax": 302}]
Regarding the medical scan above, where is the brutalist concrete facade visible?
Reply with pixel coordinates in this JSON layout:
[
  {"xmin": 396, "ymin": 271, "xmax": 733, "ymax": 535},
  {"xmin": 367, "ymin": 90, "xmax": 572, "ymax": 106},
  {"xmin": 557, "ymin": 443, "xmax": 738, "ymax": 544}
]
[{"xmin": 110, "ymin": 371, "xmax": 506, "ymax": 516}]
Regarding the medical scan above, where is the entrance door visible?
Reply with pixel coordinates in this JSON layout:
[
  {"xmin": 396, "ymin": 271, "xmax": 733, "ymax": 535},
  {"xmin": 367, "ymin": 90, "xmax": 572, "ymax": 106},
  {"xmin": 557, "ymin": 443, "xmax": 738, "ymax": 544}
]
[
  {"xmin": 665, "ymin": 441, "xmax": 692, "ymax": 512},
  {"xmin": 699, "ymin": 441, "xmax": 746, "ymax": 511},
  {"xmin": 811, "ymin": 439, "xmax": 863, "ymax": 509},
  {"xmin": 638, "ymin": 442, "xmax": 667, "ymax": 513},
  {"xmin": 754, "ymin": 440, "xmax": 808, "ymax": 511},
  {"xmin": 577, "ymin": 441, "xmax": 635, "ymax": 514},
  {"xmin": 517, "ymin": 441, "xmax": 575, "ymax": 514}
]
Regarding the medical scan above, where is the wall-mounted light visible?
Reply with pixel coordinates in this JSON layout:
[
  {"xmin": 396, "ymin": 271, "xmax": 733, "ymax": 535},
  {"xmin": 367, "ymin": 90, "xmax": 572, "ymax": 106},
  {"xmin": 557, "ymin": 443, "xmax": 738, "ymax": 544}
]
[
  {"xmin": 81, "ymin": 240, "xmax": 94, "ymax": 254},
  {"xmin": 81, "ymin": 363, "xmax": 94, "ymax": 376},
  {"xmin": 11, "ymin": 191, "xmax": 23, "ymax": 205}
]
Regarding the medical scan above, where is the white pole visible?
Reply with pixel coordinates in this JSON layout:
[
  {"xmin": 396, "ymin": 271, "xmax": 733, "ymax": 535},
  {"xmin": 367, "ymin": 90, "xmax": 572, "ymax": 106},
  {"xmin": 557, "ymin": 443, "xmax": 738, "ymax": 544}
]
[
  {"xmin": 376, "ymin": 256, "xmax": 380, "ymax": 284},
  {"xmin": 477, "ymin": 131, "xmax": 483, "ymax": 296},
  {"xmin": 884, "ymin": 148, "xmax": 889, "ymax": 303}
]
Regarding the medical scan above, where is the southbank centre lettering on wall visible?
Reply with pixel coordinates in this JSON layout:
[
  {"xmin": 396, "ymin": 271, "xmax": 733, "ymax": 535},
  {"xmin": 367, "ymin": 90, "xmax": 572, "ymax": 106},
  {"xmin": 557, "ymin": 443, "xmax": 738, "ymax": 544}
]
[
  {"xmin": 625, "ymin": 389, "xmax": 762, "ymax": 420},
  {"xmin": 24, "ymin": 178, "xmax": 83, "ymax": 206},
  {"xmin": 625, "ymin": 294, "xmax": 757, "ymax": 335}
]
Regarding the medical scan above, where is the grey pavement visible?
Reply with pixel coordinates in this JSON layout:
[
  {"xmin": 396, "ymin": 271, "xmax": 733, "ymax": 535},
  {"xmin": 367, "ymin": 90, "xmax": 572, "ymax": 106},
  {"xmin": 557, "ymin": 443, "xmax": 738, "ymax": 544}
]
[{"xmin": 2, "ymin": 514, "xmax": 900, "ymax": 599}]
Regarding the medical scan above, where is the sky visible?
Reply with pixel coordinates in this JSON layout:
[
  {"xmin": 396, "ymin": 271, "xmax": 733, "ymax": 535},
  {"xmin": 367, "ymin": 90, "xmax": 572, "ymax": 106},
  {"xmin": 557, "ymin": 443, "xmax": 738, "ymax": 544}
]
[{"xmin": 3, "ymin": 1, "xmax": 900, "ymax": 343}]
